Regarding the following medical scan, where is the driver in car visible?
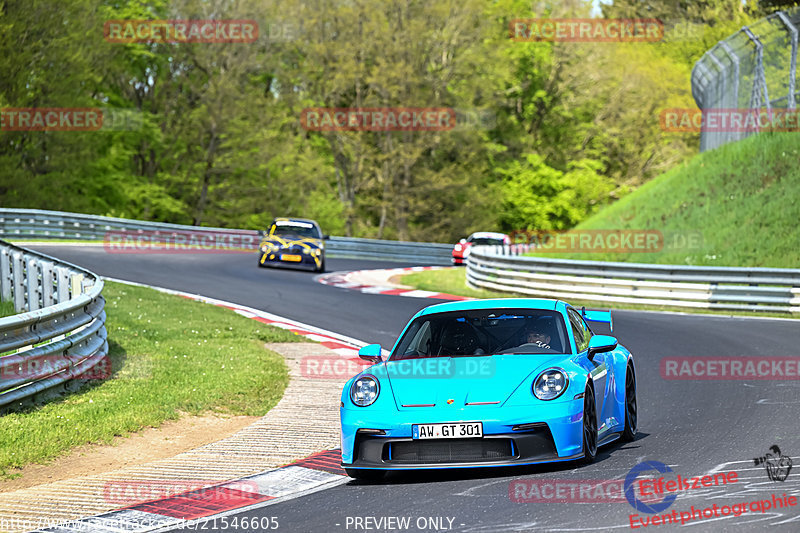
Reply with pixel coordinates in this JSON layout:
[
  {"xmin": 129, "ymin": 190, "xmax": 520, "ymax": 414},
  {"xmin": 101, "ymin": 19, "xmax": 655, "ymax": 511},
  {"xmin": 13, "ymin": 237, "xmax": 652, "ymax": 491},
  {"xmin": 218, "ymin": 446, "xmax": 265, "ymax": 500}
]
[{"xmin": 523, "ymin": 324, "xmax": 551, "ymax": 350}]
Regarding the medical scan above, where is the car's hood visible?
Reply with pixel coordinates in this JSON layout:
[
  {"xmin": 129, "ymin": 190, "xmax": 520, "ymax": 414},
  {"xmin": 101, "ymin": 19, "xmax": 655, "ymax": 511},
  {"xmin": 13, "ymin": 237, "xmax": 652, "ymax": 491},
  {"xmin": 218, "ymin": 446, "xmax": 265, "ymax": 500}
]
[
  {"xmin": 384, "ymin": 355, "xmax": 552, "ymax": 410},
  {"xmin": 260, "ymin": 235, "xmax": 322, "ymax": 249}
]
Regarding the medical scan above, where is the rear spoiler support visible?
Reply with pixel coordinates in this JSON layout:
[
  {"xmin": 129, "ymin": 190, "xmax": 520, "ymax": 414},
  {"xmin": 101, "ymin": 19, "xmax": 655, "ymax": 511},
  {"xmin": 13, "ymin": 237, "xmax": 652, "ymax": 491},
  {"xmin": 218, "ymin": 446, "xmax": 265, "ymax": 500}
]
[{"xmin": 581, "ymin": 307, "xmax": 613, "ymax": 333}]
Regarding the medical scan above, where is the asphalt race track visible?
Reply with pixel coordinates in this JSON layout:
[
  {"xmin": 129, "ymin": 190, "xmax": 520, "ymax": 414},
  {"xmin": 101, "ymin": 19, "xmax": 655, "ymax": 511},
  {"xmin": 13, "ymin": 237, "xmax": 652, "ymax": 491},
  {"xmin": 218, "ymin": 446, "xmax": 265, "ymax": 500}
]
[{"xmin": 29, "ymin": 245, "xmax": 800, "ymax": 532}]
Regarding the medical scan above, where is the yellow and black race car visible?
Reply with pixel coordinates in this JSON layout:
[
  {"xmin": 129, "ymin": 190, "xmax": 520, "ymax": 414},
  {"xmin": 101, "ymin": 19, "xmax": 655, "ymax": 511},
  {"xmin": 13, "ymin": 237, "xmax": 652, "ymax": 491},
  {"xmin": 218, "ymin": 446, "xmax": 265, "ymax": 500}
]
[{"xmin": 257, "ymin": 218, "xmax": 328, "ymax": 272}]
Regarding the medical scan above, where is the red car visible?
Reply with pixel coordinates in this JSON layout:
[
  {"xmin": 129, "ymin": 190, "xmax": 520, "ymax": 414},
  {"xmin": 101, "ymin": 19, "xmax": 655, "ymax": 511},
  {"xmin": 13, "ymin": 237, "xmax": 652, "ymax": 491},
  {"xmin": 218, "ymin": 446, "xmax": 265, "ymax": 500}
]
[{"xmin": 452, "ymin": 232, "xmax": 510, "ymax": 265}]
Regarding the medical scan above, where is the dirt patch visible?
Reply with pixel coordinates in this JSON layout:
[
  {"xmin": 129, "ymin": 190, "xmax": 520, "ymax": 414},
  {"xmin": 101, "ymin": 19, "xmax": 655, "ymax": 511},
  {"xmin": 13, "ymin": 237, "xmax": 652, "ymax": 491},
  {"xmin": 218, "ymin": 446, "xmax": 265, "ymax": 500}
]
[
  {"xmin": 0, "ymin": 413, "xmax": 258, "ymax": 493},
  {"xmin": 387, "ymin": 274, "xmax": 412, "ymax": 288}
]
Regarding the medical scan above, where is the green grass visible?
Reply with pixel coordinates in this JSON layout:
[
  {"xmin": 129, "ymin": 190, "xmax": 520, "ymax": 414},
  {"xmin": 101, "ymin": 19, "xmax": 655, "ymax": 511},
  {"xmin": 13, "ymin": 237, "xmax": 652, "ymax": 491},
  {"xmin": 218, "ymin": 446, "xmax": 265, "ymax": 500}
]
[
  {"xmin": 401, "ymin": 267, "xmax": 797, "ymax": 319},
  {"xmin": 524, "ymin": 132, "xmax": 800, "ymax": 268},
  {"xmin": 0, "ymin": 300, "xmax": 14, "ymax": 318},
  {"xmin": 404, "ymin": 268, "xmax": 505, "ymax": 299},
  {"xmin": 0, "ymin": 281, "xmax": 301, "ymax": 478}
]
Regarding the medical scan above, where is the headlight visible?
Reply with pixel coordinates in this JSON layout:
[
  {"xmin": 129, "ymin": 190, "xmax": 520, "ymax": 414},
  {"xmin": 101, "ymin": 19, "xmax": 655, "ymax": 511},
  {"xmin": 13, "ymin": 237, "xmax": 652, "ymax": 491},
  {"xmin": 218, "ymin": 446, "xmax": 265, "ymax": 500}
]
[
  {"xmin": 312, "ymin": 248, "xmax": 322, "ymax": 256},
  {"xmin": 350, "ymin": 375, "xmax": 379, "ymax": 406},
  {"xmin": 532, "ymin": 368, "xmax": 568, "ymax": 401},
  {"xmin": 454, "ymin": 244, "xmax": 462, "ymax": 251},
  {"xmin": 302, "ymin": 248, "xmax": 310, "ymax": 255}
]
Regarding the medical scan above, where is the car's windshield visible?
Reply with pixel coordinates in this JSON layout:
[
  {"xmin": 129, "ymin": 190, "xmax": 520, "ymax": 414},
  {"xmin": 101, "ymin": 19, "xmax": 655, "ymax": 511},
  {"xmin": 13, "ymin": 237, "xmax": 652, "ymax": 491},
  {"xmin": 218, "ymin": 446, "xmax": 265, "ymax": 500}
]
[
  {"xmin": 391, "ymin": 309, "xmax": 570, "ymax": 360},
  {"xmin": 270, "ymin": 223, "xmax": 321, "ymax": 239},
  {"xmin": 470, "ymin": 237, "xmax": 505, "ymax": 246}
]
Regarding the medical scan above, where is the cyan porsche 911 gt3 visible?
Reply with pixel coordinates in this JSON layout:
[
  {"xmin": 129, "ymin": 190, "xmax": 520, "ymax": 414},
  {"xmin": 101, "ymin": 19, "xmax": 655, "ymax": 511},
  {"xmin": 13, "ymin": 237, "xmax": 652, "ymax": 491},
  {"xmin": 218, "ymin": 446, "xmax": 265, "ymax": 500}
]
[
  {"xmin": 340, "ymin": 298, "xmax": 637, "ymax": 480},
  {"xmin": 258, "ymin": 217, "xmax": 327, "ymax": 272}
]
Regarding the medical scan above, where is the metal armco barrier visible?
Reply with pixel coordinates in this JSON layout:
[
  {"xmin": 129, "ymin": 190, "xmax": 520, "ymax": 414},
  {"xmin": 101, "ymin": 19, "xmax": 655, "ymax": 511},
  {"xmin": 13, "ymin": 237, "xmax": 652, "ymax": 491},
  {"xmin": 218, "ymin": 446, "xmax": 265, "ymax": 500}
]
[
  {"xmin": 0, "ymin": 239, "xmax": 107, "ymax": 409},
  {"xmin": 4, "ymin": 209, "xmax": 798, "ymax": 313},
  {"xmin": 467, "ymin": 246, "xmax": 800, "ymax": 313},
  {"xmin": 0, "ymin": 208, "xmax": 454, "ymax": 266}
]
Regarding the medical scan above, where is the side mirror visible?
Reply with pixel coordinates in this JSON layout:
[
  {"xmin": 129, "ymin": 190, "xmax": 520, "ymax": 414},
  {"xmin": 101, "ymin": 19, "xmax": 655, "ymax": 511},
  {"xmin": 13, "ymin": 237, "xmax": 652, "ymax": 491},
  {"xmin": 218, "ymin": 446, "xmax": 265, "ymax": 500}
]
[
  {"xmin": 358, "ymin": 343, "xmax": 383, "ymax": 363},
  {"xmin": 587, "ymin": 335, "xmax": 617, "ymax": 361},
  {"xmin": 323, "ymin": 234, "xmax": 330, "ymax": 240}
]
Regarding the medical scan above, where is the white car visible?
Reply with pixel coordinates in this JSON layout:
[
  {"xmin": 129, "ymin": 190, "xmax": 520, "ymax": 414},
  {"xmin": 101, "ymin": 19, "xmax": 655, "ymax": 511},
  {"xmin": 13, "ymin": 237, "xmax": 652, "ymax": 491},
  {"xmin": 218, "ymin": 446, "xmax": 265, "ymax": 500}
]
[{"xmin": 452, "ymin": 232, "xmax": 510, "ymax": 265}]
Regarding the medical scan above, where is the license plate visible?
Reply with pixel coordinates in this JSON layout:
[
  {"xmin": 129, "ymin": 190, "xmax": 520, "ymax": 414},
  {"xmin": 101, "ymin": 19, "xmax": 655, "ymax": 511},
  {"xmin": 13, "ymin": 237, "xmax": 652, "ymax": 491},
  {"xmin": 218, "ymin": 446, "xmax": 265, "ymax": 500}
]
[
  {"xmin": 412, "ymin": 422, "xmax": 483, "ymax": 440},
  {"xmin": 280, "ymin": 254, "xmax": 302, "ymax": 262}
]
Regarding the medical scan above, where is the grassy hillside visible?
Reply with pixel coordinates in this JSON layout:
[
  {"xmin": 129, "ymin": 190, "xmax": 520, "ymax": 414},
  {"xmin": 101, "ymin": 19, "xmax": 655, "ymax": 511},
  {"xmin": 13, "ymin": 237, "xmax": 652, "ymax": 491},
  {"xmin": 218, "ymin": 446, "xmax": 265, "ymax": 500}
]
[{"xmin": 525, "ymin": 132, "xmax": 800, "ymax": 268}]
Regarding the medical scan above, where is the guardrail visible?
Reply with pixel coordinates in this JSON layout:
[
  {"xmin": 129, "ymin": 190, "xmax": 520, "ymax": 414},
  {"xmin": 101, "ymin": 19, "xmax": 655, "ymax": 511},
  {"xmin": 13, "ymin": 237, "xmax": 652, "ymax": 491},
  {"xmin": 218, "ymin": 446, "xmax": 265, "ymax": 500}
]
[
  {"xmin": 0, "ymin": 208, "xmax": 454, "ymax": 266},
  {"xmin": 0, "ymin": 239, "xmax": 108, "ymax": 409},
  {"xmin": 467, "ymin": 246, "xmax": 800, "ymax": 313}
]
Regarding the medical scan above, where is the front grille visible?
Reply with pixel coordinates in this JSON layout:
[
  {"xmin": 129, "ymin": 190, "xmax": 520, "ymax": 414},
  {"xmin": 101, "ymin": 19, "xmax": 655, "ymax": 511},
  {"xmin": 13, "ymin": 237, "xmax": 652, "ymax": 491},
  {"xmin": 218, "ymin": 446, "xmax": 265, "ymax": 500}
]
[{"xmin": 387, "ymin": 439, "xmax": 514, "ymax": 463}]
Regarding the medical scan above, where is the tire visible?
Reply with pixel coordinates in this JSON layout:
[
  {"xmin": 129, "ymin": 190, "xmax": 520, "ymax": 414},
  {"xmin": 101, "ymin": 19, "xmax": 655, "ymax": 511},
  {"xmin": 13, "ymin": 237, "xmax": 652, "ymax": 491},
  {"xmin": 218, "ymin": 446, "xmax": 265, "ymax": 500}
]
[
  {"xmin": 344, "ymin": 468, "xmax": 385, "ymax": 481},
  {"xmin": 581, "ymin": 385, "xmax": 598, "ymax": 464},
  {"xmin": 621, "ymin": 363, "xmax": 638, "ymax": 442},
  {"xmin": 315, "ymin": 258, "xmax": 326, "ymax": 273}
]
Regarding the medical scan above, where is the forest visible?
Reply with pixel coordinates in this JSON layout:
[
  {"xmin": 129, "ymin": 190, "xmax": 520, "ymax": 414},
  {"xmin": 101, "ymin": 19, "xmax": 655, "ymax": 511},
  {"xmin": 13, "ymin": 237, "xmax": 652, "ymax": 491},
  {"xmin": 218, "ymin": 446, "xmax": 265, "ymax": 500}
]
[{"xmin": 0, "ymin": 0, "xmax": 794, "ymax": 241}]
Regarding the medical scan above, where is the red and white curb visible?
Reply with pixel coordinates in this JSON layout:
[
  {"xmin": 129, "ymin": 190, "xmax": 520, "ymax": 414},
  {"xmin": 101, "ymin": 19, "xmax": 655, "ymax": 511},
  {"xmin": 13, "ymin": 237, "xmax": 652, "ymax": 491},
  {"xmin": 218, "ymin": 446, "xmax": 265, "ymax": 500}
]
[
  {"xmin": 36, "ymin": 451, "xmax": 347, "ymax": 533},
  {"xmin": 30, "ymin": 278, "xmax": 362, "ymax": 533},
  {"xmin": 318, "ymin": 266, "xmax": 472, "ymax": 301},
  {"xmin": 105, "ymin": 277, "xmax": 367, "ymax": 358}
]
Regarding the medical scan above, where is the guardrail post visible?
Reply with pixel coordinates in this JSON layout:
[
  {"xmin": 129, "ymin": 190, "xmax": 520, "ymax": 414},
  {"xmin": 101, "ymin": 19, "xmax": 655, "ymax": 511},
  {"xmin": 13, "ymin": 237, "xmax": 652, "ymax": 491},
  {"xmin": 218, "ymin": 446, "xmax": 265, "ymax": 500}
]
[
  {"xmin": 71, "ymin": 273, "xmax": 84, "ymax": 298},
  {"xmin": 26, "ymin": 257, "xmax": 43, "ymax": 311},
  {"xmin": 0, "ymin": 248, "xmax": 11, "ymax": 302},
  {"xmin": 11, "ymin": 252, "xmax": 26, "ymax": 312},
  {"xmin": 55, "ymin": 266, "xmax": 71, "ymax": 302},
  {"xmin": 41, "ymin": 260, "xmax": 55, "ymax": 307}
]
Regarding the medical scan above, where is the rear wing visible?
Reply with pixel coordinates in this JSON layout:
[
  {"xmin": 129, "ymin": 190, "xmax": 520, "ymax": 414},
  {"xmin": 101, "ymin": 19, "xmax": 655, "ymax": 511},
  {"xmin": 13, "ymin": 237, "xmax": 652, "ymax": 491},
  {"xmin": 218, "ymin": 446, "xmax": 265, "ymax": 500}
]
[{"xmin": 581, "ymin": 308, "xmax": 613, "ymax": 333}]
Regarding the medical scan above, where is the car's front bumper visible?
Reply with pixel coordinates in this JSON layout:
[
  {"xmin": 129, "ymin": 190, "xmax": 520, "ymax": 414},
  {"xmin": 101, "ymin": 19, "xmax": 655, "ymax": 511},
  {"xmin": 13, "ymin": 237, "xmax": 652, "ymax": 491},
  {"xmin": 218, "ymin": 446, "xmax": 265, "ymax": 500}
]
[
  {"xmin": 341, "ymin": 400, "xmax": 585, "ymax": 470},
  {"xmin": 259, "ymin": 251, "xmax": 322, "ymax": 269}
]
